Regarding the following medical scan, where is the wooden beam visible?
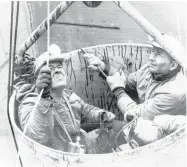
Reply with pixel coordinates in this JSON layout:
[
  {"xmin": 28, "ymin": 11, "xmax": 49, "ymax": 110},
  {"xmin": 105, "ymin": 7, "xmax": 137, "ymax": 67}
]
[
  {"xmin": 114, "ymin": 1, "xmax": 186, "ymax": 72},
  {"xmin": 16, "ymin": 1, "xmax": 74, "ymax": 62}
]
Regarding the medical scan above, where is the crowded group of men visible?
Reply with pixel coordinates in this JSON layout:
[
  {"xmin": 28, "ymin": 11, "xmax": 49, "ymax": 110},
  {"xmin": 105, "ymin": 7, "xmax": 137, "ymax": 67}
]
[{"xmin": 16, "ymin": 33, "xmax": 186, "ymax": 154}]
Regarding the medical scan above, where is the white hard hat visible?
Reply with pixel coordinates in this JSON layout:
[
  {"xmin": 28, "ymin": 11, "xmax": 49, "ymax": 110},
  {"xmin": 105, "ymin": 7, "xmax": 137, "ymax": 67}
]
[
  {"xmin": 148, "ymin": 33, "xmax": 181, "ymax": 49},
  {"xmin": 34, "ymin": 44, "xmax": 70, "ymax": 74},
  {"xmin": 147, "ymin": 34, "xmax": 186, "ymax": 67}
]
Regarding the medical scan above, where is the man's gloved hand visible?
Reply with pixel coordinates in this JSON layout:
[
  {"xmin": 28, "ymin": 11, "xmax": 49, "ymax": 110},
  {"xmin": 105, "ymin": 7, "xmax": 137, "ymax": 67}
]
[
  {"xmin": 35, "ymin": 66, "xmax": 51, "ymax": 98},
  {"xmin": 83, "ymin": 53, "xmax": 105, "ymax": 71},
  {"xmin": 106, "ymin": 71, "xmax": 126, "ymax": 92},
  {"xmin": 101, "ymin": 112, "xmax": 116, "ymax": 128}
]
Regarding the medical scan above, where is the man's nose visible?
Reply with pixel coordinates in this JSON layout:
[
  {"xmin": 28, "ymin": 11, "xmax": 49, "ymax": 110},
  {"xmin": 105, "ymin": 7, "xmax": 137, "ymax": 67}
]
[
  {"xmin": 149, "ymin": 52, "xmax": 156, "ymax": 61},
  {"xmin": 54, "ymin": 67, "xmax": 65, "ymax": 74},
  {"xmin": 54, "ymin": 68, "xmax": 61, "ymax": 73}
]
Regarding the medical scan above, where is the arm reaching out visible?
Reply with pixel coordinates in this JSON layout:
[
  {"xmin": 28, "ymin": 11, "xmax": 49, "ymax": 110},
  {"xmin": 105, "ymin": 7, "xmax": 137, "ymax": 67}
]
[
  {"xmin": 68, "ymin": 92, "xmax": 115, "ymax": 126},
  {"xmin": 106, "ymin": 69, "xmax": 184, "ymax": 121}
]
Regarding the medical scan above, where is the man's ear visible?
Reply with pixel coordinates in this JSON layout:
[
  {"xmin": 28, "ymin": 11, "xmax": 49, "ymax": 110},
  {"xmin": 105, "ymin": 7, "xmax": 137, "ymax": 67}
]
[
  {"xmin": 129, "ymin": 139, "xmax": 139, "ymax": 149},
  {"xmin": 170, "ymin": 61, "xmax": 178, "ymax": 71}
]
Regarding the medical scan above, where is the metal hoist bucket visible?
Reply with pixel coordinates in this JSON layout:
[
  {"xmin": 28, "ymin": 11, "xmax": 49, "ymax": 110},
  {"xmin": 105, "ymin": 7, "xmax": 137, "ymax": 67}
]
[{"xmin": 9, "ymin": 43, "xmax": 187, "ymax": 167}]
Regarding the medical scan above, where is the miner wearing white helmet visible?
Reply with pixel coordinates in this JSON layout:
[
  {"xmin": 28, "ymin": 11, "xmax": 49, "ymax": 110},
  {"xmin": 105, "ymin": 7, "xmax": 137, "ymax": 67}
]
[
  {"xmin": 84, "ymin": 34, "xmax": 186, "ymax": 121},
  {"xmin": 18, "ymin": 44, "xmax": 116, "ymax": 153}
]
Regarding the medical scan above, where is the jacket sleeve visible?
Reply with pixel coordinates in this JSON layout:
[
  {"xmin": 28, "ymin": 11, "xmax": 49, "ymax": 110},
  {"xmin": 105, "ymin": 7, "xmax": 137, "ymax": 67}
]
[
  {"xmin": 68, "ymin": 92, "xmax": 107, "ymax": 122},
  {"xmin": 18, "ymin": 95, "xmax": 54, "ymax": 145},
  {"xmin": 125, "ymin": 72, "xmax": 137, "ymax": 91},
  {"xmin": 153, "ymin": 115, "xmax": 187, "ymax": 135},
  {"xmin": 116, "ymin": 91, "xmax": 183, "ymax": 120},
  {"xmin": 80, "ymin": 100, "xmax": 107, "ymax": 122}
]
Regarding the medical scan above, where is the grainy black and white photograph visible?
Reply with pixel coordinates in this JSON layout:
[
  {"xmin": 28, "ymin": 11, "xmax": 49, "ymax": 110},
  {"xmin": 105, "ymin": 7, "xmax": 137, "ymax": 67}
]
[{"xmin": 0, "ymin": 1, "xmax": 186, "ymax": 167}]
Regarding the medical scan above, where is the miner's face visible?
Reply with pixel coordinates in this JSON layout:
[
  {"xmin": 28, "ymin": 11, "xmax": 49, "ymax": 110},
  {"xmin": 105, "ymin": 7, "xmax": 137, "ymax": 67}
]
[
  {"xmin": 48, "ymin": 61, "xmax": 67, "ymax": 89},
  {"xmin": 148, "ymin": 47, "xmax": 176, "ymax": 74}
]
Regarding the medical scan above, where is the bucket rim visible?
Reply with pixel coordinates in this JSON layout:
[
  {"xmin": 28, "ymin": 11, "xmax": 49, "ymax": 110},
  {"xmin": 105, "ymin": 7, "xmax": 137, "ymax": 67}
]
[{"xmin": 9, "ymin": 43, "xmax": 186, "ymax": 161}]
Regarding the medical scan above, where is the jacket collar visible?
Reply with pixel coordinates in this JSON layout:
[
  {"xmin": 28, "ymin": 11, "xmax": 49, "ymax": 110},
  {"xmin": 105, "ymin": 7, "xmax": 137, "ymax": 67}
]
[{"xmin": 151, "ymin": 65, "xmax": 181, "ymax": 81}]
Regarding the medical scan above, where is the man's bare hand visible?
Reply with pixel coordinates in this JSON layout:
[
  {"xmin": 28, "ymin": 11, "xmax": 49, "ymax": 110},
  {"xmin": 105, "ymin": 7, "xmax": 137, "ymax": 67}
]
[
  {"xmin": 124, "ymin": 109, "xmax": 139, "ymax": 122},
  {"xmin": 101, "ymin": 112, "xmax": 116, "ymax": 128}
]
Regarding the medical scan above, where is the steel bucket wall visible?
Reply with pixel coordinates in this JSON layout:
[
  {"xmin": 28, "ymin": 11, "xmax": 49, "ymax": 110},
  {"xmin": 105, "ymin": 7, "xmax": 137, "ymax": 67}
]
[
  {"xmin": 9, "ymin": 43, "xmax": 187, "ymax": 167},
  {"xmin": 64, "ymin": 43, "xmax": 150, "ymax": 120}
]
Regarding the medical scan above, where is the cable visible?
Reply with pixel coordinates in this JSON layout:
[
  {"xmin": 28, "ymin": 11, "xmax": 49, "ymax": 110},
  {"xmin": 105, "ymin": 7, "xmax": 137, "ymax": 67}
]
[
  {"xmin": 7, "ymin": 1, "xmax": 23, "ymax": 167},
  {"xmin": 114, "ymin": 116, "xmax": 138, "ymax": 148},
  {"xmin": 15, "ymin": 89, "xmax": 44, "ymax": 167},
  {"xmin": 11, "ymin": 1, "xmax": 19, "ymax": 94},
  {"xmin": 16, "ymin": 2, "xmax": 51, "ymax": 166},
  {"xmin": 7, "ymin": 1, "xmax": 13, "ymax": 99},
  {"xmin": 47, "ymin": 0, "xmax": 50, "ymax": 56}
]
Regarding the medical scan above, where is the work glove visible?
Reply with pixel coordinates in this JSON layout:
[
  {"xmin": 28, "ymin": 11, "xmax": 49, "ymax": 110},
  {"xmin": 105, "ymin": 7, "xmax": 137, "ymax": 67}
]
[
  {"xmin": 106, "ymin": 71, "xmax": 126, "ymax": 92},
  {"xmin": 35, "ymin": 66, "xmax": 52, "ymax": 98},
  {"xmin": 101, "ymin": 111, "xmax": 116, "ymax": 128},
  {"xmin": 83, "ymin": 53, "xmax": 105, "ymax": 71}
]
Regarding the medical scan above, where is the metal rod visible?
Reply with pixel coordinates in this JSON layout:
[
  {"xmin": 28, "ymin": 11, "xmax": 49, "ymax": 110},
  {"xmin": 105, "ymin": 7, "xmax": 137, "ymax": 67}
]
[
  {"xmin": 114, "ymin": 1, "xmax": 186, "ymax": 71},
  {"xmin": 98, "ymin": 67, "xmax": 107, "ymax": 78},
  {"xmin": 16, "ymin": 1, "xmax": 74, "ymax": 62},
  {"xmin": 54, "ymin": 21, "xmax": 120, "ymax": 30}
]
